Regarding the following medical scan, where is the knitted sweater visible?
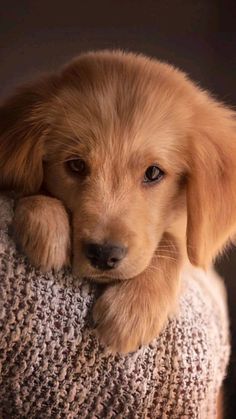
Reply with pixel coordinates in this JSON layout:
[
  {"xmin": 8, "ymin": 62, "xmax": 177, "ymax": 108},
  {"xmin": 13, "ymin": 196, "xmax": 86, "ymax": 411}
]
[{"xmin": 0, "ymin": 194, "xmax": 230, "ymax": 419}]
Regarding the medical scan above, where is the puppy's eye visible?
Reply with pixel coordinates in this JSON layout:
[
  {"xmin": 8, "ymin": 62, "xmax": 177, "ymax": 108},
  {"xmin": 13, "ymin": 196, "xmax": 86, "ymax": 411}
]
[
  {"xmin": 66, "ymin": 158, "xmax": 88, "ymax": 176},
  {"xmin": 143, "ymin": 165, "xmax": 164, "ymax": 184}
]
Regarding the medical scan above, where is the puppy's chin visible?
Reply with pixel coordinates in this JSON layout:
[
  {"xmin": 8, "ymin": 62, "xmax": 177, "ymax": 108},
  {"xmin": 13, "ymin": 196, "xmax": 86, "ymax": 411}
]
[{"xmin": 72, "ymin": 260, "xmax": 151, "ymax": 284}]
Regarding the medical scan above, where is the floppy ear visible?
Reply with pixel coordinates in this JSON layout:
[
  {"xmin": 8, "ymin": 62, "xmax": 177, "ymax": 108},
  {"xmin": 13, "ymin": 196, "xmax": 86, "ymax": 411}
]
[
  {"xmin": 186, "ymin": 101, "xmax": 236, "ymax": 268},
  {"xmin": 0, "ymin": 76, "xmax": 58, "ymax": 194}
]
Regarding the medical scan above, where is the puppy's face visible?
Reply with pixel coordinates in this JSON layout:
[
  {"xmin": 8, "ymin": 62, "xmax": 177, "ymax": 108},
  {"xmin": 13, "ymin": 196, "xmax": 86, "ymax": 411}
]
[
  {"xmin": 43, "ymin": 53, "xmax": 188, "ymax": 280},
  {"xmin": 1, "ymin": 51, "xmax": 236, "ymax": 277}
]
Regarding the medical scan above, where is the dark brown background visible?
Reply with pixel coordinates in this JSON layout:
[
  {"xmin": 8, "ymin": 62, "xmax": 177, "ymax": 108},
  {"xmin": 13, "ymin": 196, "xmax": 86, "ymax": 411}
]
[{"xmin": 1, "ymin": 0, "xmax": 235, "ymax": 416}]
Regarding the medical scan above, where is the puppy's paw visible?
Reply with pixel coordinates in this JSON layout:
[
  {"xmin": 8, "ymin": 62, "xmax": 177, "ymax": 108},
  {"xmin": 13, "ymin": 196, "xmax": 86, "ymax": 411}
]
[
  {"xmin": 13, "ymin": 195, "xmax": 71, "ymax": 271},
  {"xmin": 93, "ymin": 278, "xmax": 169, "ymax": 354}
]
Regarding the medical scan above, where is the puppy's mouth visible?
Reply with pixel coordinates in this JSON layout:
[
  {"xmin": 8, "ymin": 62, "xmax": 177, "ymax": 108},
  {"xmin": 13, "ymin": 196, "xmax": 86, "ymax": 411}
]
[
  {"xmin": 73, "ymin": 266, "xmax": 130, "ymax": 283},
  {"xmin": 84, "ymin": 274, "xmax": 120, "ymax": 284},
  {"xmin": 72, "ymin": 257, "xmax": 152, "ymax": 284}
]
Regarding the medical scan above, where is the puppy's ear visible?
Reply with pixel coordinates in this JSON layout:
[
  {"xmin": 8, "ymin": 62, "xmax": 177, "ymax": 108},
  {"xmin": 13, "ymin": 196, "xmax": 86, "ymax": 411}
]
[
  {"xmin": 186, "ymin": 102, "xmax": 236, "ymax": 267},
  {"xmin": 0, "ymin": 76, "xmax": 58, "ymax": 193}
]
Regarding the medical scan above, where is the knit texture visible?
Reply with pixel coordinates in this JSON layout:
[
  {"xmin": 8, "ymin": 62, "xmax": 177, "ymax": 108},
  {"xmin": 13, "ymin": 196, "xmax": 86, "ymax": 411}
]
[{"xmin": 0, "ymin": 193, "xmax": 230, "ymax": 418}]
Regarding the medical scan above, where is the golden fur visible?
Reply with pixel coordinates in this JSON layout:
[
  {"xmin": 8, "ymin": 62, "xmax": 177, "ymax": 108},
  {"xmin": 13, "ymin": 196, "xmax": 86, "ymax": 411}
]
[{"xmin": 0, "ymin": 50, "xmax": 236, "ymax": 354}]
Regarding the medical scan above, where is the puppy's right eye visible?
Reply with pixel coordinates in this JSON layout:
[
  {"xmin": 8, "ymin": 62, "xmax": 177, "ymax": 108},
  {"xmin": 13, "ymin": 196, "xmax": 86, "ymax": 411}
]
[{"xmin": 66, "ymin": 158, "xmax": 88, "ymax": 176}]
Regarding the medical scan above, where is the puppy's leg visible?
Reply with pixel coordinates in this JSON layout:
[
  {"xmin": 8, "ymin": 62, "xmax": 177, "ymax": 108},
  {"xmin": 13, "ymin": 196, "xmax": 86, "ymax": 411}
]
[
  {"xmin": 93, "ymin": 233, "xmax": 182, "ymax": 353},
  {"xmin": 13, "ymin": 195, "xmax": 71, "ymax": 271}
]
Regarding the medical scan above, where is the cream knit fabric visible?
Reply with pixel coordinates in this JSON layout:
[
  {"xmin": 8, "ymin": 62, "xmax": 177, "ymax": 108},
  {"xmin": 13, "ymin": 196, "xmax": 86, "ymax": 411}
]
[{"xmin": 0, "ymin": 194, "xmax": 230, "ymax": 418}]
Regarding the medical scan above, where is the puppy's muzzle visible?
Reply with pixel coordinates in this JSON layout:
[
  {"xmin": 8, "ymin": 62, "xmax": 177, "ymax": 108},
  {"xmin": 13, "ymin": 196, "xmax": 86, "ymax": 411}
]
[{"xmin": 84, "ymin": 242, "xmax": 127, "ymax": 270}]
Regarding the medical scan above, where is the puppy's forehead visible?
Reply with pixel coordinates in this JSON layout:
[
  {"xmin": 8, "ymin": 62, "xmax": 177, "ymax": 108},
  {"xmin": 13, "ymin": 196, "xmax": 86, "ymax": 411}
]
[{"xmin": 55, "ymin": 53, "xmax": 190, "ymax": 168}]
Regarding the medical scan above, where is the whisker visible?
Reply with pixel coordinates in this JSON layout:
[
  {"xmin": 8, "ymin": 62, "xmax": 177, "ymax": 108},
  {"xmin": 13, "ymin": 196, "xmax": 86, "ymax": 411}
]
[
  {"xmin": 155, "ymin": 244, "xmax": 178, "ymax": 249},
  {"xmin": 156, "ymin": 249, "xmax": 179, "ymax": 255},
  {"xmin": 156, "ymin": 255, "xmax": 178, "ymax": 263}
]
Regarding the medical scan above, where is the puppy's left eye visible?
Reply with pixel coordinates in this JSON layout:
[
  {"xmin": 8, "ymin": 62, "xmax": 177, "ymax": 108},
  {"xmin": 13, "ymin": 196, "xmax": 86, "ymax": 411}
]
[
  {"xmin": 66, "ymin": 158, "xmax": 88, "ymax": 176},
  {"xmin": 143, "ymin": 165, "xmax": 164, "ymax": 184}
]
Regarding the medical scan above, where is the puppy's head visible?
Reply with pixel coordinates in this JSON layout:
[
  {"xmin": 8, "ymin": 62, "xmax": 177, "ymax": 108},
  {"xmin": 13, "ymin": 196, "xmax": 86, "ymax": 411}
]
[{"xmin": 1, "ymin": 51, "xmax": 236, "ymax": 279}]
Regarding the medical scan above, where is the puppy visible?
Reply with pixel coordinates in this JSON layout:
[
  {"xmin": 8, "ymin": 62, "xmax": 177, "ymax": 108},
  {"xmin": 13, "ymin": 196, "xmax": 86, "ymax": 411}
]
[{"xmin": 0, "ymin": 50, "xmax": 236, "ymax": 353}]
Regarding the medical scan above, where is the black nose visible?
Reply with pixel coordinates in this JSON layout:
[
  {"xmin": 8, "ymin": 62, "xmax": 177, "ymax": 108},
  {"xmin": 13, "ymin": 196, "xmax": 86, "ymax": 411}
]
[{"xmin": 84, "ymin": 242, "xmax": 127, "ymax": 270}]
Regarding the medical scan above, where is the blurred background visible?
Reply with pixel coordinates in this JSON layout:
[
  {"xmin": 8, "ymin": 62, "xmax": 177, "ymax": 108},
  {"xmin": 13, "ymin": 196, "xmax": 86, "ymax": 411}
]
[{"xmin": 0, "ymin": 0, "xmax": 235, "ymax": 416}]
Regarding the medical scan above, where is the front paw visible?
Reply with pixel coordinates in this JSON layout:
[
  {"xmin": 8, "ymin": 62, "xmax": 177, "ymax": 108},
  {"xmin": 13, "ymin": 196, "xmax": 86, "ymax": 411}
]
[
  {"xmin": 93, "ymin": 279, "xmax": 168, "ymax": 354},
  {"xmin": 13, "ymin": 195, "xmax": 71, "ymax": 271}
]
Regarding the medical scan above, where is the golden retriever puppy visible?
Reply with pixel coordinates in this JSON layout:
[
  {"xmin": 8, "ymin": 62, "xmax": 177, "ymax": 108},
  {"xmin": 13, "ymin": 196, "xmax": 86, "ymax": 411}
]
[{"xmin": 0, "ymin": 50, "xmax": 236, "ymax": 353}]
